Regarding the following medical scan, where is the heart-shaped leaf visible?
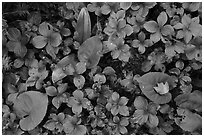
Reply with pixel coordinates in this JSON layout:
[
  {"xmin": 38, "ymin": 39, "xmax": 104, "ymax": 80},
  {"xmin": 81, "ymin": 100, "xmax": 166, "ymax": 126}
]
[
  {"xmin": 76, "ymin": 7, "xmax": 91, "ymax": 44},
  {"xmin": 137, "ymin": 72, "xmax": 175, "ymax": 104},
  {"xmin": 13, "ymin": 91, "xmax": 48, "ymax": 131}
]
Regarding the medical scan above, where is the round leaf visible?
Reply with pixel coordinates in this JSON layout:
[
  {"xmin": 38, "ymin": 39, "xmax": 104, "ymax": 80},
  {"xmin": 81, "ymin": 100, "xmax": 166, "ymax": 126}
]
[
  {"xmin": 32, "ymin": 36, "xmax": 47, "ymax": 49},
  {"xmin": 73, "ymin": 75, "xmax": 85, "ymax": 89},
  {"xmin": 134, "ymin": 96, "xmax": 148, "ymax": 110},
  {"xmin": 45, "ymin": 86, "xmax": 58, "ymax": 96}
]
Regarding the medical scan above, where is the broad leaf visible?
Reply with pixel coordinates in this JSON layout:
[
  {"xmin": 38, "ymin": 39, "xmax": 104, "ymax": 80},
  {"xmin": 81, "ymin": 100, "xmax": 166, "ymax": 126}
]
[
  {"xmin": 76, "ymin": 7, "xmax": 91, "ymax": 44},
  {"xmin": 175, "ymin": 108, "xmax": 202, "ymax": 132},
  {"xmin": 13, "ymin": 91, "xmax": 48, "ymax": 131},
  {"xmin": 174, "ymin": 90, "xmax": 202, "ymax": 112},
  {"xmin": 137, "ymin": 72, "xmax": 175, "ymax": 104},
  {"xmin": 78, "ymin": 36, "xmax": 103, "ymax": 69}
]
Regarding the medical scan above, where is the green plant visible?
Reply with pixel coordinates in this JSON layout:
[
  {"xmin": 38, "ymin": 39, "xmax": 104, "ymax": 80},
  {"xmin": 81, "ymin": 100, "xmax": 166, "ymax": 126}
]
[
  {"xmin": 132, "ymin": 31, "xmax": 153, "ymax": 54},
  {"xmin": 174, "ymin": 14, "xmax": 201, "ymax": 43},
  {"xmin": 63, "ymin": 115, "xmax": 87, "ymax": 135},
  {"xmin": 104, "ymin": 10, "xmax": 133, "ymax": 38},
  {"xmin": 136, "ymin": 72, "xmax": 176, "ymax": 104},
  {"xmin": 43, "ymin": 113, "xmax": 65, "ymax": 133},
  {"xmin": 77, "ymin": 36, "xmax": 103, "ymax": 69},
  {"xmin": 106, "ymin": 92, "xmax": 129, "ymax": 116},
  {"xmin": 144, "ymin": 11, "xmax": 174, "ymax": 43},
  {"xmin": 6, "ymin": 27, "xmax": 28, "ymax": 57},
  {"xmin": 32, "ymin": 22, "xmax": 62, "ymax": 59},
  {"xmin": 67, "ymin": 90, "xmax": 90, "ymax": 114},
  {"xmin": 10, "ymin": 91, "xmax": 48, "ymax": 131},
  {"xmin": 132, "ymin": 96, "xmax": 159, "ymax": 127}
]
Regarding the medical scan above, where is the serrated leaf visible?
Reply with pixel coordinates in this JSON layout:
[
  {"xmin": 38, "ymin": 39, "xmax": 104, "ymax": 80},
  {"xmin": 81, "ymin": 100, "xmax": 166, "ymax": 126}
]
[{"xmin": 76, "ymin": 7, "xmax": 91, "ymax": 44}]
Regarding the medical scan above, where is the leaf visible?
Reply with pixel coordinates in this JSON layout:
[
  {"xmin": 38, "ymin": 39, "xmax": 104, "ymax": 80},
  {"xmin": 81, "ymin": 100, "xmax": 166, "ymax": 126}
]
[
  {"xmin": 134, "ymin": 96, "xmax": 148, "ymax": 110},
  {"xmin": 150, "ymin": 31, "xmax": 161, "ymax": 43},
  {"xmin": 52, "ymin": 96, "xmax": 63, "ymax": 109},
  {"xmin": 72, "ymin": 125, "xmax": 87, "ymax": 135},
  {"xmin": 78, "ymin": 36, "xmax": 103, "ymax": 69},
  {"xmin": 28, "ymin": 12, "xmax": 41, "ymax": 25},
  {"xmin": 26, "ymin": 76, "xmax": 37, "ymax": 87},
  {"xmin": 112, "ymin": 92, "xmax": 119, "ymax": 101},
  {"xmin": 73, "ymin": 75, "xmax": 85, "ymax": 89},
  {"xmin": 45, "ymin": 86, "xmax": 58, "ymax": 96},
  {"xmin": 61, "ymin": 28, "xmax": 71, "ymax": 37},
  {"xmin": 144, "ymin": 21, "xmax": 158, "ymax": 33},
  {"xmin": 148, "ymin": 114, "xmax": 159, "ymax": 127},
  {"xmin": 7, "ymin": 28, "xmax": 21, "ymax": 41},
  {"xmin": 57, "ymin": 83, "xmax": 68, "ymax": 94},
  {"xmin": 133, "ymin": 109, "xmax": 148, "ymax": 125},
  {"xmin": 175, "ymin": 108, "xmax": 202, "ymax": 132},
  {"xmin": 141, "ymin": 60, "xmax": 153, "ymax": 72},
  {"xmin": 49, "ymin": 32, "xmax": 62, "ymax": 47},
  {"xmin": 174, "ymin": 90, "xmax": 202, "ymax": 112},
  {"xmin": 102, "ymin": 66, "xmax": 115, "ymax": 75},
  {"xmin": 137, "ymin": 72, "xmax": 175, "ymax": 104},
  {"xmin": 120, "ymin": 2, "xmax": 132, "ymax": 10},
  {"xmin": 93, "ymin": 74, "xmax": 106, "ymax": 83},
  {"xmin": 119, "ymin": 106, "xmax": 129, "ymax": 116},
  {"xmin": 39, "ymin": 22, "xmax": 53, "ymax": 36},
  {"xmin": 13, "ymin": 58, "xmax": 24, "ymax": 68},
  {"xmin": 52, "ymin": 67, "xmax": 67, "ymax": 83},
  {"xmin": 76, "ymin": 7, "xmax": 91, "ymax": 44},
  {"xmin": 75, "ymin": 62, "xmax": 86, "ymax": 74},
  {"xmin": 157, "ymin": 12, "xmax": 167, "ymax": 26},
  {"xmin": 13, "ymin": 91, "xmax": 48, "ymax": 131},
  {"xmin": 32, "ymin": 36, "xmax": 47, "ymax": 49},
  {"xmin": 43, "ymin": 120, "xmax": 55, "ymax": 131},
  {"xmin": 14, "ymin": 44, "xmax": 27, "ymax": 58}
]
